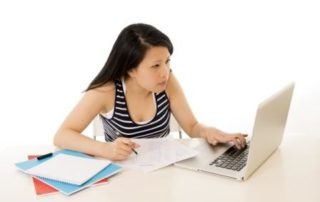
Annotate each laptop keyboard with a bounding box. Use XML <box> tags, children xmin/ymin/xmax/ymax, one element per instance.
<box><xmin>209</xmin><ymin>143</ymin><xmax>249</xmax><ymax>171</ymax></box>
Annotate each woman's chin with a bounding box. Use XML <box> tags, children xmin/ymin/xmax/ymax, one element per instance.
<box><xmin>155</xmin><ymin>87</ymin><xmax>167</xmax><ymax>93</ymax></box>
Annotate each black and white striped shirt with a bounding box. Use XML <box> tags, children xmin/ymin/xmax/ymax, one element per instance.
<box><xmin>100</xmin><ymin>79</ymin><xmax>171</xmax><ymax>142</ymax></box>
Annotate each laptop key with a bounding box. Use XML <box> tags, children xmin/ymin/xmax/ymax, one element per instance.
<box><xmin>210</xmin><ymin>144</ymin><xmax>250</xmax><ymax>171</ymax></box>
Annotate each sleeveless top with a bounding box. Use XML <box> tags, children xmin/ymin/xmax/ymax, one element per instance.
<box><xmin>100</xmin><ymin>79</ymin><xmax>171</xmax><ymax>142</ymax></box>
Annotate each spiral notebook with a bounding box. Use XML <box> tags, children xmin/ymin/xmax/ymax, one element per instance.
<box><xmin>28</xmin><ymin>155</ymin><xmax>108</xmax><ymax>195</ymax></box>
<box><xmin>16</xmin><ymin>149</ymin><xmax>122</xmax><ymax>195</ymax></box>
<box><xmin>24</xmin><ymin>153</ymin><xmax>110</xmax><ymax>185</ymax></box>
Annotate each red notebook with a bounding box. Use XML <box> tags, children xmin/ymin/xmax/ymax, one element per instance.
<box><xmin>28</xmin><ymin>155</ymin><xmax>108</xmax><ymax>196</ymax></box>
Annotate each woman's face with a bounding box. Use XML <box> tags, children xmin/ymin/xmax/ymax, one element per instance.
<box><xmin>129</xmin><ymin>46</ymin><xmax>171</xmax><ymax>93</ymax></box>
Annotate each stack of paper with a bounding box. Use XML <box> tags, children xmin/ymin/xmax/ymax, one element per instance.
<box><xmin>27</xmin><ymin>155</ymin><xmax>108</xmax><ymax>196</ymax></box>
<box><xmin>116</xmin><ymin>138</ymin><xmax>198</xmax><ymax>172</ymax></box>
<box><xmin>25</xmin><ymin>153</ymin><xmax>110</xmax><ymax>185</ymax></box>
<box><xmin>15</xmin><ymin>149</ymin><xmax>121</xmax><ymax>196</ymax></box>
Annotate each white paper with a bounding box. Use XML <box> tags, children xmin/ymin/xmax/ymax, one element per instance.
<box><xmin>25</xmin><ymin>153</ymin><xmax>111</xmax><ymax>185</ymax></box>
<box><xmin>115</xmin><ymin>138</ymin><xmax>198</xmax><ymax>172</ymax></box>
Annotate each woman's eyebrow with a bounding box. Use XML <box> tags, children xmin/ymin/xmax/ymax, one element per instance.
<box><xmin>153</xmin><ymin>56</ymin><xmax>170</xmax><ymax>63</ymax></box>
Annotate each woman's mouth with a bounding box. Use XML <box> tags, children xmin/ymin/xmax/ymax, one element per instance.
<box><xmin>158</xmin><ymin>81</ymin><xmax>167</xmax><ymax>86</ymax></box>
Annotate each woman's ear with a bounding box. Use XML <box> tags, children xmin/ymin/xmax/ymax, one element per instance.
<box><xmin>127</xmin><ymin>68</ymin><xmax>137</xmax><ymax>78</ymax></box>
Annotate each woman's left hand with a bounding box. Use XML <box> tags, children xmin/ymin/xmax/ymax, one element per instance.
<box><xmin>201</xmin><ymin>127</ymin><xmax>247</xmax><ymax>149</ymax></box>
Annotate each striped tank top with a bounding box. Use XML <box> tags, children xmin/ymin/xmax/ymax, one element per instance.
<box><xmin>100</xmin><ymin>79</ymin><xmax>171</xmax><ymax>142</ymax></box>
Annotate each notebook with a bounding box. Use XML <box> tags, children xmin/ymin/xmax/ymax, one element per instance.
<box><xmin>24</xmin><ymin>153</ymin><xmax>110</xmax><ymax>185</ymax></box>
<box><xmin>27</xmin><ymin>155</ymin><xmax>108</xmax><ymax>196</ymax></box>
<box><xmin>175</xmin><ymin>83</ymin><xmax>294</xmax><ymax>181</ymax></box>
<box><xmin>16</xmin><ymin>149</ymin><xmax>122</xmax><ymax>195</ymax></box>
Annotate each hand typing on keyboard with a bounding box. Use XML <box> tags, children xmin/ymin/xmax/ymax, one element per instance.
<box><xmin>199</xmin><ymin>126</ymin><xmax>247</xmax><ymax>150</ymax></box>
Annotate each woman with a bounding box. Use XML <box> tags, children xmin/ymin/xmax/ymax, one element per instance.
<box><xmin>53</xmin><ymin>23</ymin><xmax>246</xmax><ymax>161</ymax></box>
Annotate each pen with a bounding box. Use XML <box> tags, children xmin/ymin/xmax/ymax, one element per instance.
<box><xmin>37</xmin><ymin>152</ymin><xmax>53</xmax><ymax>160</ymax></box>
<box><xmin>132</xmin><ymin>148</ymin><xmax>138</xmax><ymax>155</ymax></box>
<box><xmin>116</xmin><ymin>131</ymin><xmax>138</xmax><ymax>155</ymax></box>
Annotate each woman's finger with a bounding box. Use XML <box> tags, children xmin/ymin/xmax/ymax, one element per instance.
<box><xmin>232</xmin><ymin>139</ymin><xmax>242</xmax><ymax>150</ymax></box>
<box><xmin>208</xmin><ymin>137</ymin><xmax>218</xmax><ymax>145</ymax></box>
<box><xmin>118</xmin><ymin>143</ymin><xmax>133</xmax><ymax>153</ymax></box>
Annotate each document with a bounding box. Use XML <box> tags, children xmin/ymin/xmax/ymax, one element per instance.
<box><xmin>116</xmin><ymin>138</ymin><xmax>198</xmax><ymax>172</ymax></box>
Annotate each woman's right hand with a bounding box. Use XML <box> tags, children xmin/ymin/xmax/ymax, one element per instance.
<box><xmin>103</xmin><ymin>137</ymin><xmax>140</xmax><ymax>161</ymax></box>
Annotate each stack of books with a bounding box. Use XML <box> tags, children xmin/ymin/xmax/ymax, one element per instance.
<box><xmin>15</xmin><ymin>149</ymin><xmax>121</xmax><ymax>196</ymax></box>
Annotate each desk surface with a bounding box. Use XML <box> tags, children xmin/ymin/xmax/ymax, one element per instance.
<box><xmin>1</xmin><ymin>134</ymin><xmax>320</xmax><ymax>202</ymax></box>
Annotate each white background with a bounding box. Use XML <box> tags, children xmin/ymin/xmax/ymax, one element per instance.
<box><xmin>0</xmin><ymin>0</ymin><xmax>319</xmax><ymax>150</ymax></box>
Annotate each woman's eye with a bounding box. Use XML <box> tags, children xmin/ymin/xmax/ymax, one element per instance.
<box><xmin>152</xmin><ymin>64</ymin><xmax>160</xmax><ymax>68</ymax></box>
<box><xmin>166</xmin><ymin>59</ymin><xmax>171</xmax><ymax>64</ymax></box>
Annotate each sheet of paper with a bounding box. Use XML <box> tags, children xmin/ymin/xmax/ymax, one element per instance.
<box><xmin>25</xmin><ymin>153</ymin><xmax>111</xmax><ymax>185</ymax></box>
<box><xmin>115</xmin><ymin>138</ymin><xmax>198</xmax><ymax>172</ymax></box>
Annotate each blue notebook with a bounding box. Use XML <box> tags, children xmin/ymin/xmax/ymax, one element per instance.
<box><xmin>15</xmin><ymin>149</ymin><xmax>121</xmax><ymax>196</ymax></box>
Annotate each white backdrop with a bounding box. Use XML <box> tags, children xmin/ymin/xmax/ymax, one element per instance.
<box><xmin>1</xmin><ymin>0</ymin><xmax>319</xmax><ymax>150</ymax></box>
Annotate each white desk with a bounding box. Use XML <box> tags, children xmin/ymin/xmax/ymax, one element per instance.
<box><xmin>1</xmin><ymin>134</ymin><xmax>320</xmax><ymax>202</ymax></box>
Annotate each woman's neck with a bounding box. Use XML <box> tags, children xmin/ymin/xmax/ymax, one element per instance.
<box><xmin>124</xmin><ymin>77</ymin><xmax>152</xmax><ymax>98</ymax></box>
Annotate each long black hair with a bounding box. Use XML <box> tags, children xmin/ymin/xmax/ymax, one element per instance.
<box><xmin>86</xmin><ymin>23</ymin><xmax>173</xmax><ymax>91</ymax></box>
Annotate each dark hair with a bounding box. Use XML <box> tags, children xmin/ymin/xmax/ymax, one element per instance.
<box><xmin>85</xmin><ymin>23</ymin><xmax>173</xmax><ymax>91</ymax></box>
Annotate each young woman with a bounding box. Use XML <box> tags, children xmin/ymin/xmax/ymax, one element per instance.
<box><xmin>53</xmin><ymin>23</ymin><xmax>246</xmax><ymax>161</ymax></box>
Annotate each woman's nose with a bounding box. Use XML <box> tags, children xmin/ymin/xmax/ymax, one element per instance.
<box><xmin>160</xmin><ymin>64</ymin><xmax>169</xmax><ymax>78</ymax></box>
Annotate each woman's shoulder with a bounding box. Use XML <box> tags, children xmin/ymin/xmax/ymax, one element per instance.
<box><xmin>84</xmin><ymin>81</ymin><xmax>116</xmax><ymax>106</ymax></box>
<box><xmin>82</xmin><ymin>81</ymin><xmax>117</xmax><ymax>114</ymax></box>
<box><xmin>89</xmin><ymin>81</ymin><xmax>116</xmax><ymax>94</ymax></box>
<box><xmin>93</xmin><ymin>81</ymin><xmax>115</xmax><ymax>93</ymax></box>
<box><xmin>165</xmin><ymin>72</ymin><xmax>180</xmax><ymax>99</ymax></box>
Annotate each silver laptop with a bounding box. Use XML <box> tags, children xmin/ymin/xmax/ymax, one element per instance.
<box><xmin>175</xmin><ymin>83</ymin><xmax>295</xmax><ymax>181</ymax></box>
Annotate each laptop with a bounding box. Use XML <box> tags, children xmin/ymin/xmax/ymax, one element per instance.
<box><xmin>175</xmin><ymin>83</ymin><xmax>295</xmax><ymax>181</ymax></box>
